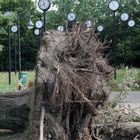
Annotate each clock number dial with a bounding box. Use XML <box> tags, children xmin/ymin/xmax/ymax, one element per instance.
<box><xmin>11</xmin><ymin>25</ymin><xmax>18</xmax><ymax>33</ymax></box>
<box><xmin>109</xmin><ymin>0</ymin><xmax>120</xmax><ymax>11</ymax></box>
<box><xmin>35</xmin><ymin>20</ymin><xmax>43</xmax><ymax>29</ymax></box>
<box><xmin>57</xmin><ymin>26</ymin><xmax>64</xmax><ymax>32</ymax></box>
<box><xmin>121</xmin><ymin>13</ymin><xmax>129</xmax><ymax>21</ymax></box>
<box><xmin>97</xmin><ymin>25</ymin><xmax>104</xmax><ymax>32</ymax></box>
<box><xmin>34</xmin><ymin>29</ymin><xmax>40</xmax><ymax>36</ymax></box>
<box><xmin>128</xmin><ymin>20</ymin><xmax>135</xmax><ymax>27</ymax></box>
<box><xmin>38</xmin><ymin>0</ymin><xmax>51</xmax><ymax>11</ymax></box>
<box><xmin>85</xmin><ymin>20</ymin><xmax>92</xmax><ymax>28</ymax></box>
<box><xmin>67</xmin><ymin>12</ymin><xmax>76</xmax><ymax>22</ymax></box>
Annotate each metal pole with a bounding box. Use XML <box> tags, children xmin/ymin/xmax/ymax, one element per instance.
<box><xmin>43</xmin><ymin>11</ymin><xmax>46</xmax><ymax>32</ymax></box>
<box><xmin>124</xmin><ymin>24</ymin><xmax>127</xmax><ymax>66</ymax></box>
<box><xmin>39</xmin><ymin>29</ymin><xmax>41</xmax><ymax>48</ymax></box>
<box><xmin>36</xmin><ymin>35</ymin><xmax>40</xmax><ymax>50</ymax></box>
<box><xmin>130</xmin><ymin>28</ymin><xmax>133</xmax><ymax>66</ymax></box>
<box><xmin>17</xmin><ymin>16</ymin><xmax>21</xmax><ymax>79</ymax></box>
<box><xmin>113</xmin><ymin>12</ymin><xmax>117</xmax><ymax>79</ymax></box>
<box><xmin>14</xmin><ymin>32</ymin><xmax>17</xmax><ymax>75</ymax></box>
<box><xmin>8</xmin><ymin>25</ymin><xmax>11</xmax><ymax>85</ymax></box>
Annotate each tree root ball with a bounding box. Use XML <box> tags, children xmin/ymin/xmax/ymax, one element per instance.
<box><xmin>33</xmin><ymin>28</ymin><xmax>113</xmax><ymax>140</ymax></box>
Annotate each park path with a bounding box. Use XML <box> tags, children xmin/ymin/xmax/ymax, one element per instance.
<box><xmin>111</xmin><ymin>91</ymin><xmax>140</xmax><ymax>103</ymax></box>
<box><xmin>111</xmin><ymin>91</ymin><xmax>140</xmax><ymax>115</ymax></box>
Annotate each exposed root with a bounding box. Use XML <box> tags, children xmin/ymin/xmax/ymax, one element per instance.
<box><xmin>39</xmin><ymin>106</ymin><xmax>45</xmax><ymax>140</ymax></box>
<box><xmin>33</xmin><ymin>27</ymin><xmax>113</xmax><ymax>139</ymax></box>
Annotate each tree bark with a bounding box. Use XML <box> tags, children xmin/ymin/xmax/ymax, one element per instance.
<box><xmin>0</xmin><ymin>89</ymin><xmax>32</xmax><ymax>132</ymax></box>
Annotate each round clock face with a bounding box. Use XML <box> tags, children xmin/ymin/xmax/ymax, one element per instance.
<box><xmin>11</xmin><ymin>25</ymin><xmax>18</xmax><ymax>33</ymax></box>
<box><xmin>35</xmin><ymin>20</ymin><xmax>43</xmax><ymax>29</ymax></box>
<box><xmin>38</xmin><ymin>0</ymin><xmax>51</xmax><ymax>11</ymax></box>
<box><xmin>67</xmin><ymin>12</ymin><xmax>76</xmax><ymax>22</ymax></box>
<box><xmin>109</xmin><ymin>0</ymin><xmax>120</xmax><ymax>11</ymax></box>
<box><xmin>85</xmin><ymin>20</ymin><xmax>92</xmax><ymax>28</ymax></box>
<box><xmin>128</xmin><ymin>20</ymin><xmax>135</xmax><ymax>27</ymax></box>
<box><xmin>34</xmin><ymin>29</ymin><xmax>40</xmax><ymax>36</ymax></box>
<box><xmin>97</xmin><ymin>25</ymin><xmax>104</xmax><ymax>32</ymax></box>
<box><xmin>57</xmin><ymin>26</ymin><xmax>64</xmax><ymax>32</ymax></box>
<box><xmin>121</xmin><ymin>13</ymin><xmax>129</xmax><ymax>21</ymax></box>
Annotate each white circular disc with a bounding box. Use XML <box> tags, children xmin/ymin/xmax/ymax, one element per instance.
<box><xmin>11</xmin><ymin>25</ymin><xmax>18</xmax><ymax>33</ymax></box>
<box><xmin>85</xmin><ymin>20</ymin><xmax>92</xmax><ymax>28</ymax></box>
<box><xmin>121</xmin><ymin>13</ymin><xmax>129</xmax><ymax>21</ymax></box>
<box><xmin>34</xmin><ymin>29</ymin><xmax>40</xmax><ymax>35</ymax></box>
<box><xmin>35</xmin><ymin>20</ymin><xmax>43</xmax><ymax>29</ymax></box>
<box><xmin>67</xmin><ymin>12</ymin><xmax>76</xmax><ymax>21</ymax></box>
<box><xmin>57</xmin><ymin>26</ymin><xmax>64</xmax><ymax>32</ymax></box>
<box><xmin>109</xmin><ymin>0</ymin><xmax>120</xmax><ymax>11</ymax></box>
<box><xmin>97</xmin><ymin>25</ymin><xmax>104</xmax><ymax>32</ymax></box>
<box><xmin>38</xmin><ymin>0</ymin><xmax>51</xmax><ymax>11</ymax></box>
<box><xmin>128</xmin><ymin>20</ymin><xmax>135</xmax><ymax>27</ymax></box>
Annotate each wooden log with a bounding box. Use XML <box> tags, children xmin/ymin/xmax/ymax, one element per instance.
<box><xmin>0</xmin><ymin>89</ymin><xmax>32</xmax><ymax>132</ymax></box>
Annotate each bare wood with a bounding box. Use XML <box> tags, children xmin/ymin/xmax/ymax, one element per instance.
<box><xmin>39</xmin><ymin>106</ymin><xmax>45</xmax><ymax>140</ymax></box>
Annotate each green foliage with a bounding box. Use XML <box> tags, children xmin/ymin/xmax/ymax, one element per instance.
<box><xmin>0</xmin><ymin>0</ymin><xmax>140</xmax><ymax>71</ymax></box>
<box><xmin>47</xmin><ymin>0</ymin><xmax>140</xmax><ymax>67</ymax></box>
<box><xmin>0</xmin><ymin>0</ymin><xmax>40</xmax><ymax>71</ymax></box>
<box><xmin>109</xmin><ymin>68</ymin><xmax>140</xmax><ymax>91</ymax></box>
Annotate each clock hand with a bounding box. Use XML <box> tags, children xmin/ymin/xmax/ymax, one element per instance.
<box><xmin>70</xmin><ymin>15</ymin><xmax>73</xmax><ymax>19</ymax></box>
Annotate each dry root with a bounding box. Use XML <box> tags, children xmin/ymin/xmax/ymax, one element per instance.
<box><xmin>33</xmin><ymin>27</ymin><xmax>113</xmax><ymax>140</ymax></box>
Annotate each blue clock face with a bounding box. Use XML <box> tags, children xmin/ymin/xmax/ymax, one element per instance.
<box><xmin>67</xmin><ymin>12</ymin><xmax>76</xmax><ymax>21</ymax></box>
<box><xmin>38</xmin><ymin>0</ymin><xmax>51</xmax><ymax>11</ymax></box>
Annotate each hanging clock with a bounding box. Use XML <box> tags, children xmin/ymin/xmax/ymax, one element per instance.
<box><xmin>121</xmin><ymin>13</ymin><xmax>129</xmax><ymax>22</ymax></box>
<box><xmin>57</xmin><ymin>26</ymin><xmax>64</xmax><ymax>32</ymax></box>
<box><xmin>67</xmin><ymin>12</ymin><xmax>76</xmax><ymax>22</ymax></box>
<box><xmin>128</xmin><ymin>20</ymin><xmax>135</xmax><ymax>27</ymax></box>
<box><xmin>108</xmin><ymin>0</ymin><xmax>120</xmax><ymax>11</ymax></box>
<box><xmin>34</xmin><ymin>29</ymin><xmax>40</xmax><ymax>36</ymax></box>
<box><xmin>35</xmin><ymin>20</ymin><xmax>43</xmax><ymax>29</ymax></box>
<box><xmin>11</xmin><ymin>25</ymin><xmax>18</xmax><ymax>33</ymax></box>
<box><xmin>85</xmin><ymin>20</ymin><xmax>92</xmax><ymax>28</ymax></box>
<box><xmin>97</xmin><ymin>25</ymin><xmax>104</xmax><ymax>32</ymax></box>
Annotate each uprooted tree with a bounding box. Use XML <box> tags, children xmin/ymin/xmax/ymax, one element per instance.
<box><xmin>1</xmin><ymin>25</ymin><xmax>140</xmax><ymax>140</ymax></box>
<box><xmin>33</xmin><ymin>27</ymin><xmax>113</xmax><ymax>140</ymax></box>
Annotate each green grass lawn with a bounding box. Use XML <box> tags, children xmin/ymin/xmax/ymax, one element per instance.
<box><xmin>110</xmin><ymin>68</ymin><xmax>140</xmax><ymax>91</ymax></box>
<box><xmin>0</xmin><ymin>68</ymin><xmax>140</xmax><ymax>92</ymax></box>
<box><xmin>0</xmin><ymin>71</ymin><xmax>35</xmax><ymax>92</ymax></box>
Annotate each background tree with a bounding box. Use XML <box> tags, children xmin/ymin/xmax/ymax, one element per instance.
<box><xmin>0</xmin><ymin>0</ymin><xmax>139</xmax><ymax>71</ymax></box>
<box><xmin>0</xmin><ymin>0</ymin><xmax>41</xmax><ymax>71</ymax></box>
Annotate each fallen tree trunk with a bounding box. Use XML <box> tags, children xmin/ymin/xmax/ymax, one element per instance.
<box><xmin>0</xmin><ymin>89</ymin><xmax>32</xmax><ymax>132</ymax></box>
